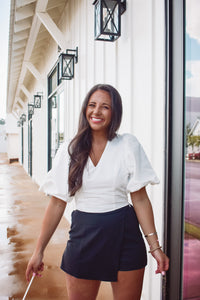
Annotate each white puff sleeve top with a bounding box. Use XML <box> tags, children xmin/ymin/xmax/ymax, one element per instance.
<box><xmin>40</xmin><ymin>134</ymin><xmax>159</xmax><ymax>212</ymax></box>
<box><xmin>39</xmin><ymin>141</ymin><xmax>73</xmax><ymax>203</ymax></box>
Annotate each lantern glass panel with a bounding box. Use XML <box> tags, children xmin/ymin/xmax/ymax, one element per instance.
<box><xmin>34</xmin><ymin>95</ymin><xmax>41</xmax><ymax>108</ymax></box>
<box><xmin>94</xmin><ymin>1</ymin><xmax>101</xmax><ymax>38</ymax></box>
<box><xmin>28</xmin><ymin>105</ymin><xmax>34</xmax><ymax>115</ymax></box>
<box><xmin>102</xmin><ymin>0</ymin><xmax>119</xmax><ymax>35</ymax></box>
<box><xmin>59</xmin><ymin>55</ymin><xmax>62</xmax><ymax>79</ymax></box>
<box><xmin>59</xmin><ymin>54</ymin><xmax>74</xmax><ymax>80</ymax></box>
<box><xmin>28</xmin><ymin>104</ymin><xmax>34</xmax><ymax>120</ymax></box>
<box><xmin>94</xmin><ymin>0</ymin><xmax>121</xmax><ymax>41</ymax></box>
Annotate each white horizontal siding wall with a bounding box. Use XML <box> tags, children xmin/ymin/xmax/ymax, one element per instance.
<box><xmin>22</xmin><ymin>0</ymin><xmax>165</xmax><ymax>299</ymax></box>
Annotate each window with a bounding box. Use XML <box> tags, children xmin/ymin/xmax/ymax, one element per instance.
<box><xmin>183</xmin><ymin>0</ymin><xmax>200</xmax><ymax>298</ymax></box>
<box><xmin>47</xmin><ymin>65</ymin><xmax>64</xmax><ymax>170</ymax></box>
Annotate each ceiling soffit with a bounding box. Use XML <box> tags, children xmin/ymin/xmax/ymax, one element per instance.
<box><xmin>7</xmin><ymin>0</ymin><xmax>68</xmax><ymax>115</ymax></box>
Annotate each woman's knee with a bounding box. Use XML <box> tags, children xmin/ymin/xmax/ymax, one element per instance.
<box><xmin>111</xmin><ymin>269</ymin><xmax>145</xmax><ymax>300</ymax></box>
<box><xmin>65</xmin><ymin>273</ymin><xmax>101</xmax><ymax>300</ymax></box>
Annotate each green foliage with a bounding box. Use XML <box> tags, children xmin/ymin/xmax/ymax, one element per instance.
<box><xmin>186</xmin><ymin>123</ymin><xmax>200</xmax><ymax>150</ymax></box>
<box><xmin>187</xmin><ymin>134</ymin><xmax>200</xmax><ymax>151</ymax></box>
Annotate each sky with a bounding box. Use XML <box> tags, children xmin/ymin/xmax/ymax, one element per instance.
<box><xmin>186</xmin><ymin>0</ymin><xmax>200</xmax><ymax>98</ymax></box>
<box><xmin>0</xmin><ymin>1</ymin><xmax>10</xmax><ymax>119</ymax></box>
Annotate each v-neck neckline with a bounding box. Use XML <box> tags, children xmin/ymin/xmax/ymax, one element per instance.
<box><xmin>89</xmin><ymin>140</ymin><xmax>109</xmax><ymax>168</ymax></box>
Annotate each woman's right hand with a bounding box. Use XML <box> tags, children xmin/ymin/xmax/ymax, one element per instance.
<box><xmin>25</xmin><ymin>197</ymin><xmax>66</xmax><ymax>282</ymax></box>
<box><xmin>26</xmin><ymin>252</ymin><xmax>44</xmax><ymax>282</ymax></box>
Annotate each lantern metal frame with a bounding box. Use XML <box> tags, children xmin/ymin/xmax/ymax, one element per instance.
<box><xmin>34</xmin><ymin>92</ymin><xmax>43</xmax><ymax>108</ymax></box>
<box><xmin>20</xmin><ymin>114</ymin><xmax>26</xmax><ymax>122</ymax></box>
<box><xmin>28</xmin><ymin>103</ymin><xmax>34</xmax><ymax>120</ymax></box>
<box><xmin>18</xmin><ymin>114</ymin><xmax>26</xmax><ymax>127</ymax></box>
<box><xmin>58</xmin><ymin>47</ymin><xmax>78</xmax><ymax>80</ymax></box>
<box><xmin>20</xmin><ymin>114</ymin><xmax>26</xmax><ymax>125</ymax></box>
<box><xmin>93</xmin><ymin>0</ymin><xmax>126</xmax><ymax>42</ymax></box>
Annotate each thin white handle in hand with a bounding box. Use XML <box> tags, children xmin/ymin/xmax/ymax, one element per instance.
<box><xmin>22</xmin><ymin>273</ymin><xmax>36</xmax><ymax>300</ymax></box>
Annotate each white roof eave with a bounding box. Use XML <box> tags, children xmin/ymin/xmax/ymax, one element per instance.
<box><xmin>6</xmin><ymin>0</ymin><xmax>68</xmax><ymax>115</ymax></box>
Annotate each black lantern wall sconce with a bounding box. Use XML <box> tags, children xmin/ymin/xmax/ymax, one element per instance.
<box><xmin>17</xmin><ymin>114</ymin><xmax>26</xmax><ymax>127</ymax></box>
<box><xmin>21</xmin><ymin>114</ymin><xmax>26</xmax><ymax>122</ymax></box>
<box><xmin>58</xmin><ymin>47</ymin><xmax>78</xmax><ymax>80</ymax></box>
<box><xmin>34</xmin><ymin>92</ymin><xmax>43</xmax><ymax>108</ymax></box>
<box><xmin>28</xmin><ymin>103</ymin><xmax>34</xmax><ymax>120</ymax></box>
<box><xmin>93</xmin><ymin>0</ymin><xmax>126</xmax><ymax>42</ymax></box>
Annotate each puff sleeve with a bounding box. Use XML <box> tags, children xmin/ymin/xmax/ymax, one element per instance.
<box><xmin>39</xmin><ymin>141</ymin><xmax>73</xmax><ymax>202</ymax></box>
<box><xmin>124</xmin><ymin>134</ymin><xmax>160</xmax><ymax>193</ymax></box>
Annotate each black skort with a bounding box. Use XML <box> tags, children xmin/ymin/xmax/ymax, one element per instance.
<box><xmin>60</xmin><ymin>204</ymin><xmax>147</xmax><ymax>282</ymax></box>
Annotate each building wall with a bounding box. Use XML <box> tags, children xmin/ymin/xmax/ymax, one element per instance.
<box><xmin>0</xmin><ymin>124</ymin><xmax>7</xmax><ymax>153</ymax></box>
<box><xmin>6</xmin><ymin>114</ymin><xmax>20</xmax><ymax>160</ymax></box>
<box><xmin>6</xmin><ymin>133</ymin><xmax>20</xmax><ymax>161</ymax></box>
<box><xmin>20</xmin><ymin>1</ymin><xmax>165</xmax><ymax>299</ymax></box>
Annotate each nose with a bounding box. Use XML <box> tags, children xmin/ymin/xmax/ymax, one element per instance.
<box><xmin>93</xmin><ymin>105</ymin><xmax>101</xmax><ymax>115</ymax></box>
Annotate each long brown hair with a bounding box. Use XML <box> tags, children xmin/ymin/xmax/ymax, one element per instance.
<box><xmin>68</xmin><ymin>84</ymin><xmax>122</xmax><ymax>196</ymax></box>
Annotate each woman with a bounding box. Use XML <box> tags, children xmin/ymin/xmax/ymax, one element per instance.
<box><xmin>26</xmin><ymin>84</ymin><xmax>169</xmax><ymax>300</ymax></box>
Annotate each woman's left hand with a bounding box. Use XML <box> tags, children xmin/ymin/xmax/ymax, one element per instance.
<box><xmin>151</xmin><ymin>249</ymin><xmax>169</xmax><ymax>275</ymax></box>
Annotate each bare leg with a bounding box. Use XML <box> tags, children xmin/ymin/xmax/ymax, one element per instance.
<box><xmin>66</xmin><ymin>273</ymin><xmax>101</xmax><ymax>300</ymax></box>
<box><xmin>111</xmin><ymin>268</ymin><xmax>145</xmax><ymax>300</ymax></box>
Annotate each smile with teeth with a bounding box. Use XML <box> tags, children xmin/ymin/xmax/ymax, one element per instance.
<box><xmin>91</xmin><ymin>117</ymin><xmax>103</xmax><ymax>123</ymax></box>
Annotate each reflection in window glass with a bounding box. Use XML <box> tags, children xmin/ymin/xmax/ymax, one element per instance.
<box><xmin>49</xmin><ymin>90</ymin><xmax>64</xmax><ymax>166</ymax></box>
<box><xmin>58</xmin><ymin>91</ymin><xmax>64</xmax><ymax>146</ymax></box>
<box><xmin>184</xmin><ymin>0</ymin><xmax>200</xmax><ymax>299</ymax></box>
<box><xmin>51</xmin><ymin>94</ymin><xmax>58</xmax><ymax>158</ymax></box>
<box><xmin>48</xmin><ymin>68</ymin><xmax>58</xmax><ymax>96</ymax></box>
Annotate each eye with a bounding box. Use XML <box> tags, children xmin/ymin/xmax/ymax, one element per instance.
<box><xmin>103</xmin><ymin>106</ymin><xmax>109</xmax><ymax>110</ymax></box>
<box><xmin>88</xmin><ymin>103</ymin><xmax>95</xmax><ymax>107</ymax></box>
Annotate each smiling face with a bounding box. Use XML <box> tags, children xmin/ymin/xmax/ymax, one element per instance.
<box><xmin>86</xmin><ymin>89</ymin><xmax>112</xmax><ymax>135</ymax></box>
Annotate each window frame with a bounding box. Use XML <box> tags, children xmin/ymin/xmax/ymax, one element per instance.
<box><xmin>47</xmin><ymin>63</ymin><xmax>64</xmax><ymax>171</ymax></box>
<box><xmin>164</xmin><ymin>0</ymin><xmax>185</xmax><ymax>299</ymax></box>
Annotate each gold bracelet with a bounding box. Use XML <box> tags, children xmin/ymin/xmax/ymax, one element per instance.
<box><xmin>148</xmin><ymin>246</ymin><xmax>162</xmax><ymax>253</ymax></box>
<box><xmin>144</xmin><ymin>231</ymin><xmax>157</xmax><ymax>238</ymax></box>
